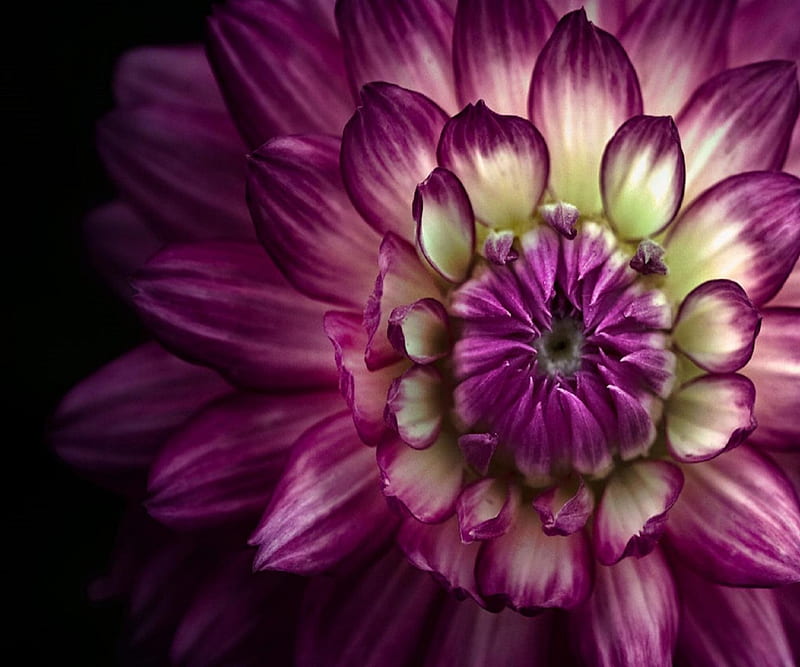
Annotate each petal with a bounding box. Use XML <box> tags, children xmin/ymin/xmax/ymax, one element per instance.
<box><xmin>452</xmin><ymin>0</ymin><xmax>555</xmax><ymax>116</ymax></box>
<box><xmin>324</xmin><ymin>310</ymin><xmax>407</xmax><ymax>446</ymax></box>
<box><xmin>341</xmin><ymin>83</ymin><xmax>448</xmax><ymax>240</ymax></box>
<box><xmin>132</xmin><ymin>242</ymin><xmax>338</xmax><ymax>391</ymax></box>
<box><xmin>619</xmin><ymin>0</ymin><xmax>735</xmax><ymax>115</ymax></box>
<box><xmin>457</xmin><ymin>433</ymin><xmax>499</xmax><ymax>475</ymax></box>
<box><xmin>532</xmin><ymin>477</ymin><xmax>594</xmax><ymax>537</ymax></box>
<box><xmin>146</xmin><ymin>391</ymin><xmax>343</xmax><ymax>530</ymax></box>
<box><xmin>744</xmin><ymin>308</ymin><xmax>800</xmax><ymax>450</ymax></box>
<box><xmin>247</xmin><ymin>134</ymin><xmax>379</xmax><ymax>308</ymax></box>
<box><xmin>377</xmin><ymin>431</ymin><xmax>464</xmax><ymax>523</ymax></box>
<box><xmin>413</xmin><ymin>167</ymin><xmax>475</xmax><ymax>283</ymax></box>
<box><xmin>476</xmin><ymin>504</ymin><xmax>593</xmax><ymax>613</ymax></box>
<box><xmin>50</xmin><ymin>343</ymin><xmax>231</xmax><ymax>493</ymax></box>
<box><xmin>666</xmin><ymin>444</ymin><xmax>800</xmax><ymax>586</ymax></box>
<box><xmin>672</xmin><ymin>279</ymin><xmax>761</xmax><ymax>373</ymax></box>
<box><xmin>663</xmin><ymin>171</ymin><xmax>800</xmax><ymax>307</ymax></box>
<box><xmin>437</xmin><ymin>101</ymin><xmax>549</xmax><ymax>229</ymax></box>
<box><xmin>207</xmin><ymin>0</ymin><xmax>352</xmax><ymax>146</ymax></box>
<box><xmin>250</xmin><ymin>411</ymin><xmax>397</xmax><ymax>575</ymax></box>
<box><xmin>457</xmin><ymin>478</ymin><xmax>519</xmax><ymax>543</ymax></box>
<box><xmin>385</xmin><ymin>365</ymin><xmax>445</xmax><ymax>449</ymax></box>
<box><xmin>335</xmin><ymin>0</ymin><xmax>457</xmax><ymax>113</ymax></box>
<box><xmin>547</xmin><ymin>0</ymin><xmax>629</xmax><ymax>33</ymax></box>
<box><xmin>572</xmin><ymin>549</ymin><xmax>679</xmax><ymax>667</ymax></box>
<box><xmin>594</xmin><ymin>460</ymin><xmax>684</xmax><ymax>565</ymax></box>
<box><xmin>728</xmin><ymin>0</ymin><xmax>800</xmax><ymax>68</ymax></box>
<box><xmin>529</xmin><ymin>9</ymin><xmax>642</xmax><ymax>214</ymax></box>
<box><xmin>665</xmin><ymin>374</ymin><xmax>756</xmax><ymax>463</ymax></box>
<box><xmin>387</xmin><ymin>298</ymin><xmax>451</xmax><ymax>364</ymax></box>
<box><xmin>677</xmin><ymin>61</ymin><xmax>800</xmax><ymax>205</ymax></box>
<box><xmin>600</xmin><ymin>115</ymin><xmax>685</xmax><ymax>240</ymax></box>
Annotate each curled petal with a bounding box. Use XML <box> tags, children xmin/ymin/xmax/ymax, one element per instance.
<box><xmin>387</xmin><ymin>298</ymin><xmax>451</xmax><ymax>364</ymax></box>
<box><xmin>532</xmin><ymin>477</ymin><xmax>594</xmax><ymax>536</ymax></box>
<box><xmin>457</xmin><ymin>478</ymin><xmax>518</xmax><ymax>543</ymax></box>
<box><xmin>385</xmin><ymin>365</ymin><xmax>445</xmax><ymax>449</ymax></box>
<box><xmin>457</xmin><ymin>433</ymin><xmax>499</xmax><ymax>475</ymax></box>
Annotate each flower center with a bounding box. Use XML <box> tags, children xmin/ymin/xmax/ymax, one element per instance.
<box><xmin>532</xmin><ymin>316</ymin><xmax>583</xmax><ymax>377</ymax></box>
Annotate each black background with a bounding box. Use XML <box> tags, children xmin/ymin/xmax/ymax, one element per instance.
<box><xmin>10</xmin><ymin>1</ymin><xmax>213</xmax><ymax>662</ymax></box>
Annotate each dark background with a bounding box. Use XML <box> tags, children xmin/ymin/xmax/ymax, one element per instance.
<box><xmin>10</xmin><ymin>1</ymin><xmax>212</xmax><ymax>662</ymax></box>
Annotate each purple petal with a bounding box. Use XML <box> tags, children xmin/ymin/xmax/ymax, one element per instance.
<box><xmin>457</xmin><ymin>478</ymin><xmax>519</xmax><ymax>543</ymax></box>
<box><xmin>457</xmin><ymin>433</ymin><xmax>499</xmax><ymax>475</ymax></box>
<box><xmin>594</xmin><ymin>460</ymin><xmax>684</xmax><ymax>565</ymax></box>
<box><xmin>630</xmin><ymin>239</ymin><xmax>668</xmax><ymax>276</ymax></box>
<box><xmin>673</xmin><ymin>279</ymin><xmax>761</xmax><ymax>373</ymax></box>
<box><xmin>666</xmin><ymin>374</ymin><xmax>756</xmax><ymax>463</ymax></box>
<box><xmin>476</xmin><ymin>504</ymin><xmax>593</xmax><ymax>613</ymax></box>
<box><xmin>744</xmin><ymin>308</ymin><xmax>800</xmax><ymax>450</ymax></box>
<box><xmin>323</xmin><ymin>310</ymin><xmax>407</xmax><ymax>446</ymax></box>
<box><xmin>250</xmin><ymin>411</ymin><xmax>397</xmax><ymax>575</ymax></box>
<box><xmin>619</xmin><ymin>0</ymin><xmax>735</xmax><ymax>115</ymax></box>
<box><xmin>539</xmin><ymin>201</ymin><xmax>579</xmax><ymax>239</ymax></box>
<box><xmin>677</xmin><ymin>61</ymin><xmax>800</xmax><ymax>205</ymax></box>
<box><xmin>207</xmin><ymin>0</ymin><xmax>352</xmax><ymax>146</ymax></box>
<box><xmin>663</xmin><ymin>171</ymin><xmax>800</xmax><ymax>306</ymax></box>
<box><xmin>132</xmin><ymin>242</ymin><xmax>338</xmax><ymax>391</ymax></box>
<box><xmin>247</xmin><ymin>134</ymin><xmax>379</xmax><ymax>308</ymax></box>
<box><xmin>437</xmin><ymin>101</ymin><xmax>549</xmax><ymax>229</ymax></box>
<box><xmin>530</xmin><ymin>9</ymin><xmax>642</xmax><ymax>214</ymax></box>
<box><xmin>385</xmin><ymin>365</ymin><xmax>445</xmax><ymax>449</ymax></box>
<box><xmin>547</xmin><ymin>0</ymin><xmax>629</xmax><ymax>33</ymax></box>
<box><xmin>50</xmin><ymin>343</ymin><xmax>230</xmax><ymax>494</ymax></box>
<box><xmin>666</xmin><ymin>444</ymin><xmax>800</xmax><ymax>586</ymax></box>
<box><xmin>387</xmin><ymin>298</ymin><xmax>451</xmax><ymax>364</ymax></box>
<box><xmin>600</xmin><ymin>115</ymin><xmax>685</xmax><ymax>239</ymax></box>
<box><xmin>728</xmin><ymin>0</ymin><xmax>800</xmax><ymax>68</ymax></box>
<box><xmin>341</xmin><ymin>83</ymin><xmax>448</xmax><ymax>240</ymax></box>
<box><xmin>377</xmin><ymin>432</ymin><xmax>464</xmax><ymax>523</ymax></box>
<box><xmin>571</xmin><ymin>549</ymin><xmax>679</xmax><ymax>667</ymax></box>
<box><xmin>483</xmin><ymin>230</ymin><xmax>518</xmax><ymax>264</ymax></box>
<box><xmin>453</xmin><ymin>0</ymin><xmax>555</xmax><ymax>116</ymax></box>
<box><xmin>532</xmin><ymin>477</ymin><xmax>594</xmax><ymax>537</ymax></box>
<box><xmin>335</xmin><ymin>0</ymin><xmax>457</xmax><ymax>113</ymax></box>
<box><xmin>413</xmin><ymin>167</ymin><xmax>475</xmax><ymax>283</ymax></box>
<box><xmin>147</xmin><ymin>391</ymin><xmax>343</xmax><ymax>530</ymax></box>
<box><xmin>771</xmin><ymin>263</ymin><xmax>800</xmax><ymax>306</ymax></box>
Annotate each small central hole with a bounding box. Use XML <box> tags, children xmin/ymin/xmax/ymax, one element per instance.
<box><xmin>533</xmin><ymin>317</ymin><xmax>583</xmax><ymax>376</ymax></box>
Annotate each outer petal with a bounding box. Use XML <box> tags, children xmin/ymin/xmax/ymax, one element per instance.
<box><xmin>547</xmin><ymin>0</ymin><xmax>630</xmax><ymax>33</ymax></box>
<box><xmin>594</xmin><ymin>461</ymin><xmax>683</xmax><ymax>565</ymax></box>
<box><xmin>147</xmin><ymin>391</ymin><xmax>343</xmax><ymax>530</ymax></box>
<box><xmin>341</xmin><ymin>83</ymin><xmax>448</xmax><ymax>240</ymax></box>
<box><xmin>666</xmin><ymin>445</ymin><xmax>800</xmax><ymax>586</ymax></box>
<box><xmin>247</xmin><ymin>134</ymin><xmax>379</xmax><ymax>308</ymax></box>
<box><xmin>250</xmin><ymin>412</ymin><xmax>397</xmax><ymax>575</ymax></box>
<box><xmin>476</xmin><ymin>504</ymin><xmax>592</xmax><ymax>613</ymax></box>
<box><xmin>663</xmin><ymin>171</ymin><xmax>800</xmax><ymax>306</ymax></box>
<box><xmin>50</xmin><ymin>343</ymin><xmax>231</xmax><ymax>493</ymax></box>
<box><xmin>744</xmin><ymin>308</ymin><xmax>800</xmax><ymax>450</ymax></box>
<box><xmin>452</xmin><ymin>0</ymin><xmax>555</xmax><ymax>116</ymax></box>
<box><xmin>619</xmin><ymin>0</ymin><xmax>734</xmax><ymax>115</ymax></box>
<box><xmin>677</xmin><ymin>61</ymin><xmax>800</xmax><ymax>205</ymax></box>
<box><xmin>600</xmin><ymin>115</ymin><xmax>685</xmax><ymax>240</ymax></box>
<box><xmin>529</xmin><ymin>9</ymin><xmax>642</xmax><ymax>214</ymax></box>
<box><xmin>457</xmin><ymin>478</ymin><xmax>518</xmax><ymax>543</ymax></box>
<box><xmin>728</xmin><ymin>0</ymin><xmax>800</xmax><ymax>68</ymax></box>
<box><xmin>335</xmin><ymin>0</ymin><xmax>457</xmax><ymax>113</ymax></box>
<box><xmin>132</xmin><ymin>242</ymin><xmax>337</xmax><ymax>391</ymax></box>
<box><xmin>207</xmin><ymin>0</ymin><xmax>352</xmax><ymax>146</ymax></box>
<box><xmin>571</xmin><ymin>549</ymin><xmax>679</xmax><ymax>667</ymax></box>
<box><xmin>437</xmin><ymin>101</ymin><xmax>549</xmax><ymax>229</ymax></box>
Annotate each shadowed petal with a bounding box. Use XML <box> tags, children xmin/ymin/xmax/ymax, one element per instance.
<box><xmin>533</xmin><ymin>477</ymin><xmax>594</xmax><ymax>537</ymax></box>
<box><xmin>457</xmin><ymin>478</ymin><xmax>519</xmax><ymax>543</ymax></box>
<box><xmin>388</xmin><ymin>298</ymin><xmax>451</xmax><ymax>364</ymax></box>
<box><xmin>547</xmin><ymin>0</ymin><xmax>630</xmax><ymax>33</ymax></box>
<box><xmin>729</xmin><ymin>0</ymin><xmax>800</xmax><ymax>67</ymax></box>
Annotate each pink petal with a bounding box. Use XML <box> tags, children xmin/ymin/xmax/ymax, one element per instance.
<box><xmin>547</xmin><ymin>0</ymin><xmax>630</xmax><ymax>33</ymax></box>
<box><xmin>728</xmin><ymin>0</ymin><xmax>800</xmax><ymax>68</ymax></box>
<box><xmin>532</xmin><ymin>477</ymin><xmax>594</xmax><ymax>537</ymax></box>
<box><xmin>457</xmin><ymin>478</ymin><xmax>519</xmax><ymax>543</ymax></box>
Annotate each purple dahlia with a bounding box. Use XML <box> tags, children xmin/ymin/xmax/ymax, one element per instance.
<box><xmin>52</xmin><ymin>0</ymin><xmax>800</xmax><ymax>664</ymax></box>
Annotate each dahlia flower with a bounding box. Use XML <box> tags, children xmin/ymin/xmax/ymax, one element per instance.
<box><xmin>53</xmin><ymin>0</ymin><xmax>800</xmax><ymax>664</ymax></box>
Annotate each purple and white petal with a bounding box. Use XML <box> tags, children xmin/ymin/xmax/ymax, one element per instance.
<box><xmin>324</xmin><ymin>310</ymin><xmax>407</xmax><ymax>446</ymax></box>
<box><xmin>630</xmin><ymin>239</ymin><xmax>668</xmax><ymax>276</ymax></box>
<box><xmin>672</xmin><ymin>279</ymin><xmax>761</xmax><ymax>373</ymax></box>
<box><xmin>457</xmin><ymin>433</ymin><xmax>499</xmax><ymax>475</ymax></box>
<box><xmin>341</xmin><ymin>83</ymin><xmax>448</xmax><ymax>240</ymax></box>
<box><xmin>530</xmin><ymin>9</ymin><xmax>642</xmax><ymax>214</ymax></box>
<box><xmin>250</xmin><ymin>412</ymin><xmax>397</xmax><ymax>575</ymax></box>
<box><xmin>539</xmin><ymin>202</ymin><xmax>579</xmax><ymax>239</ymax></box>
<box><xmin>663</xmin><ymin>171</ymin><xmax>800</xmax><ymax>306</ymax></box>
<box><xmin>572</xmin><ymin>549</ymin><xmax>679</xmax><ymax>667</ymax></box>
<box><xmin>476</xmin><ymin>504</ymin><xmax>593</xmax><ymax>613</ymax></box>
<box><xmin>600</xmin><ymin>115</ymin><xmax>685</xmax><ymax>240</ymax></box>
<box><xmin>438</xmin><ymin>102</ymin><xmax>549</xmax><ymax>229</ymax></box>
<box><xmin>247</xmin><ymin>135</ymin><xmax>379</xmax><ymax>308</ymax></box>
<box><xmin>483</xmin><ymin>230</ymin><xmax>518</xmax><ymax>264</ymax></box>
<box><xmin>665</xmin><ymin>374</ymin><xmax>756</xmax><ymax>463</ymax></box>
<box><xmin>677</xmin><ymin>61</ymin><xmax>800</xmax><ymax>205</ymax></box>
<box><xmin>388</xmin><ymin>298</ymin><xmax>451</xmax><ymax>364</ymax></box>
<box><xmin>619</xmin><ymin>0</ymin><xmax>735</xmax><ymax>115</ymax></box>
<box><xmin>335</xmin><ymin>0</ymin><xmax>458</xmax><ymax>113</ymax></box>
<box><xmin>532</xmin><ymin>477</ymin><xmax>594</xmax><ymax>536</ymax></box>
<box><xmin>666</xmin><ymin>444</ymin><xmax>800</xmax><ymax>586</ymax></box>
<box><xmin>744</xmin><ymin>308</ymin><xmax>800</xmax><ymax>450</ymax></box>
<box><xmin>457</xmin><ymin>478</ymin><xmax>519</xmax><ymax>543</ymax></box>
<box><xmin>594</xmin><ymin>460</ymin><xmax>683</xmax><ymax>565</ymax></box>
<box><xmin>385</xmin><ymin>365</ymin><xmax>445</xmax><ymax>449</ymax></box>
<box><xmin>132</xmin><ymin>242</ymin><xmax>338</xmax><ymax>391</ymax></box>
<box><xmin>413</xmin><ymin>168</ymin><xmax>475</xmax><ymax>283</ymax></box>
